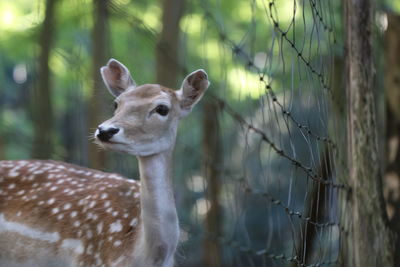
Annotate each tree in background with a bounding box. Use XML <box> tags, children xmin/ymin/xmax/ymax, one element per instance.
<box><xmin>202</xmin><ymin>99</ymin><xmax>222</xmax><ymax>267</ymax></box>
<box><xmin>156</xmin><ymin>0</ymin><xmax>185</xmax><ymax>88</ymax></box>
<box><xmin>384</xmin><ymin>12</ymin><xmax>400</xmax><ymax>267</ymax></box>
<box><xmin>344</xmin><ymin>0</ymin><xmax>394</xmax><ymax>265</ymax></box>
<box><xmin>88</xmin><ymin>0</ymin><xmax>110</xmax><ymax>169</ymax></box>
<box><xmin>2</xmin><ymin>0</ymin><xmax>400</xmax><ymax>265</ymax></box>
<box><xmin>31</xmin><ymin>0</ymin><xmax>59</xmax><ymax>159</ymax></box>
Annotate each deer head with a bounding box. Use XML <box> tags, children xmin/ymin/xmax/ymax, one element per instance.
<box><xmin>94</xmin><ymin>59</ymin><xmax>210</xmax><ymax>156</ymax></box>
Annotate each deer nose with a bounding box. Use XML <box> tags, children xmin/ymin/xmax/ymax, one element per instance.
<box><xmin>97</xmin><ymin>126</ymin><xmax>120</xmax><ymax>142</ymax></box>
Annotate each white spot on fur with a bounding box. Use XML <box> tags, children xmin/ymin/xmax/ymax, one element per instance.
<box><xmin>8</xmin><ymin>184</ymin><xmax>16</xmax><ymax>189</ymax></box>
<box><xmin>130</xmin><ymin>218</ymin><xmax>138</xmax><ymax>227</ymax></box>
<box><xmin>89</xmin><ymin>201</ymin><xmax>96</xmax><ymax>208</ymax></box>
<box><xmin>0</xmin><ymin>213</ymin><xmax>60</xmax><ymax>243</ymax></box>
<box><xmin>8</xmin><ymin>171</ymin><xmax>20</xmax><ymax>177</ymax></box>
<box><xmin>97</xmin><ymin>222</ymin><xmax>103</xmax><ymax>234</ymax></box>
<box><xmin>61</xmin><ymin>238</ymin><xmax>84</xmax><ymax>254</ymax></box>
<box><xmin>109</xmin><ymin>220</ymin><xmax>122</xmax><ymax>233</ymax></box>
<box><xmin>112</xmin><ymin>255</ymin><xmax>126</xmax><ymax>266</ymax></box>
<box><xmin>87</xmin><ymin>243</ymin><xmax>94</xmax><ymax>255</ymax></box>
<box><xmin>96</xmin><ymin>256</ymin><xmax>102</xmax><ymax>265</ymax></box>
<box><xmin>52</xmin><ymin>207</ymin><xmax>60</xmax><ymax>214</ymax></box>
<box><xmin>86</xmin><ymin>230</ymin><xmax>93</xmax><ymax>239</ymax></box>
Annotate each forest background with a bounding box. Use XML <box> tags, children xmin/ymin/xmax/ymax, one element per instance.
<box><xmin>1</xmin><ymin>0</ymin><xmax>400</xmax><ymax>266</ymax></box>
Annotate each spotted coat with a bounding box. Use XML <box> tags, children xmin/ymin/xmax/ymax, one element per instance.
<box><xmin>0</xmin><ymin>160</ymin><xmax>141</xmax><ymax>267</ymax></box>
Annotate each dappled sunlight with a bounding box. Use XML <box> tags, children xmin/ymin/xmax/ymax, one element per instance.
<box><xmin>203</xmin><ymin>40</ymin><xmax>222</xmax><ymax>62</ymax></box>
<box><xmin>135</xmin><ymin>3</ymin><xmax>162</xmax><ymax>32</ymax></box>
<box><xmin>266</xmin><ymin>0</ymin><xmax>302</xmax><ymax>28</ymax></box>
<box><xmin>0</xmin><ymin>0</ymin><xmax>397</xmax><ymax>265</ymax></box>
<box><xmin>227</xmin><ymin>67</ymin><xmax>266</xmax><ymax>99</ymax></box>
<box><xmin>191</xmin><ymin>198</ymin><xmax>211</xmax><ymax>220</ymax></box>
<box><xmin>180</xmin><ymin>13</ymin><xmax>203</xmax><ymax>35</ymax></box>
<box><xmin>235</xmin><ymin>1</ymin><xmax>253</xmax><ymax>22</ymax></box>
<box><xmin>0</xmin><ymin>0</ymin><xmax>42</xmax><ymax>32</ymax></box>
<box><xmin>1</xmin><ymin>6</ymin><xmax>16</xmax><ymax>28</ymax></box>
<box><xmin>187</xmin><ymin>174</ymin><xmax>207</xmax><ymax>193</ymax></box>
<box><xmin>49</xmin><ymin>51</ymin><xmax>68</xmax><ymax>75</ymax></box>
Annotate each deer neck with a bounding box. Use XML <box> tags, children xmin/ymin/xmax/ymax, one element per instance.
<box><xmin>136</xmin><ymin>149</ymin><xmax>179</xmax><ymax>266</ymax></box>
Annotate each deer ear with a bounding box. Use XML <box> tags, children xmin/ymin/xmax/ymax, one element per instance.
<box><xmin>177</xmin><ymin>69</ymin><xmax>210</xmax><ymax>117</ymax></box>
<box><xmin>100</xmin><ymin>58</ymin><xmax>136</xmax><ymax>97</ymax></box>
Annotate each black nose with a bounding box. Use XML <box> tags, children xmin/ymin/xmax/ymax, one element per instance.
<box><xmin>97</xmin><ymin>127</ymin><xmax>119</xmax><ymax>142</ymax></box>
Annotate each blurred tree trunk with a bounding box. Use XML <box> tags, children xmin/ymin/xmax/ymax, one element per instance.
<box><xmin>331</xmin><ymin>55</ymin><xmax>350</xmax><ymax>266</ymax></box>
<box><xmin>88</xmin><ymin>0</ymin><xmax>110</xmax><ymax>169</ymax></box>
<box><xmin>202</xmin><ymin>99</ymin><xmax>222</xmax><ymax>267</ymax></box>
<box><xmin>384</xmin><ymin>12</ymin><xmax>400</xmax><ymax>267</ymax></box>
<box><xmin>344</xmin><ymin>0</ymin><xmax>394</xmax><ymax>266</ymax></box>
<box><xmin>31</xmin><ymin>0</ymin><xmax>58</xmax><ymax>159</ymax></box>
<box><xmin>156</xmin><ymin>0</ymin><xmax>185</xmax><ymax>88</ymax></box>
<box><xmin>296</xmin><ymin>148</ymin><xmax>330</xmax><ymax>265</ymax></box>
<box><xmin>297</xmin><ymin>56</ymin><xmax>345</xmax><ymax>266</ymax></box>
<box><xmin>62</xmin><ymin>91</ymin><xmax>87</xmax><ymax>165</ymax></box>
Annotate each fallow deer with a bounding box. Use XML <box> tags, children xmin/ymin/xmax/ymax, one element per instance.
<box><xmin>0</xmin><ymin>59</ymin><xmax>209</xmax><ymax>267</ymax></box>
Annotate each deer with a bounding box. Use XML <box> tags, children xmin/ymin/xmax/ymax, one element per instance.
<box><xmin>0</xmin><ymin>59</ymin><xmax>210</xmax><ymax>267</ymax></box>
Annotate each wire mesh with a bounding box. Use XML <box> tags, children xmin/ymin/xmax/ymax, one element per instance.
<box><xmin>0</xmin><ymin>0</ymin><xmax>351</xmax><ymax>266</ymax></box>
<box><xmin>175</xmin><ymin>0</ymin><xmax>349</xmax><ymax>266</ymax></box>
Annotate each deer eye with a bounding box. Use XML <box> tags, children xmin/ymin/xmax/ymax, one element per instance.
<box><xmin>155</xmin><ymin>105</ymin><xmax>169</xmax><ymax>116</ymax></box>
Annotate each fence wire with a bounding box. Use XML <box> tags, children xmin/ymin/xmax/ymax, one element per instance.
<box><xmin>0</xmin><ymin>0</ymin><xmax>350</xmax><ymax>266</ymax></box>
<box><xmin>177</xmin><ymin>0</ymin><xmax>349</xmax><ymax>266</ymax></box>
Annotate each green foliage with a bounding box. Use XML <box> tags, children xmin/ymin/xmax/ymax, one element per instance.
<box><xmin>2</xmin><ymin>0</ymin><xmax>396</xmax><ymax>265</ymax></box>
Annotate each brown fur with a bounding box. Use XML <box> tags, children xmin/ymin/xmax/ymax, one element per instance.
<box><xmin>0</xmin><ymin>160</ymin><xmax>141</xmax><ymax>266</ymax></box>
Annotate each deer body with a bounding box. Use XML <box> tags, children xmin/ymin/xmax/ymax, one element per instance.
<box><xmin>0</xmin><ymin>59</ymin><xmax>209</xmax><ymax>267</ymax></box>
<box><xmin>0</xmin><ymin>160</ymin><xmax>141</xmax><ymax>266</ymax></box>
